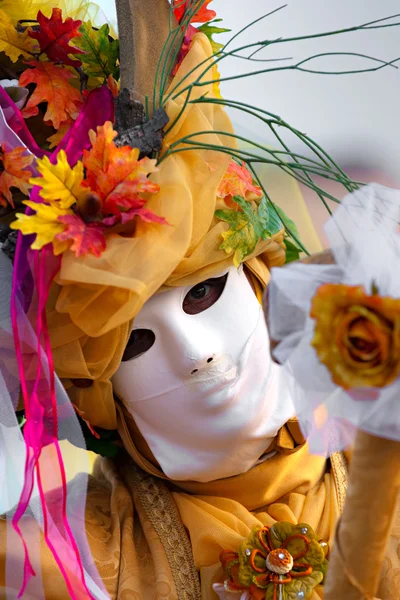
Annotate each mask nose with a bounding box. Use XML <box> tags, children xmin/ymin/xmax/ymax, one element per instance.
<box><xmin>190</xmin><ymin>355</ymin><xmax>216</xmax><ymax>376</ymax></box>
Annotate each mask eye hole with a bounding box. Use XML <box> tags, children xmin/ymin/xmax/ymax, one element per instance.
<box><xmin>183</xmin><ymin>273</ymin><xmax>228</xmax><ymax>315</ymax></box>
<box><xmin>122</xmin><ymin>328</ymin><xmax>156</xmax><ymax>362</ymax></box>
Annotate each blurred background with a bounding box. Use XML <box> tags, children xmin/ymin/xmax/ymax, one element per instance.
<box><xmin>97</xmin><ymin>0</ymin><xmax>400</xmax><ymax>244</ymax></box>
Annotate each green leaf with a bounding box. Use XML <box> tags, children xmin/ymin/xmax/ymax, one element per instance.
<box><xmin>197</xmin><ymin>19</ymin><xmax>231</xmax><ymax>54</ymax></box>
<box><xmin>215</xmin><ymin>205</ymin><xmax>258</xmax><ymax>267</ymax></box>
<box><xmin>272</xmin><ymin>203</ymin><xmax>301</xmax><ymax>240</ymax></box>
<box><xmin>284</xmin><ymin>238</ymin><xmax>302</xmax><ymax>263</ymax></box>
<box><xmin>282</xmin><ymin>571</ymin><xmax>323</xmax><ymax>600</ymax></box>
<box><xmin>76</xmin><ymin>22</ymin><xmax>120</xmax><ymax>81</ymax></box>
<box><xmin>216</xmin><ymin>195</ymin><xmax>284</xmax><ymax>266</ymax></box>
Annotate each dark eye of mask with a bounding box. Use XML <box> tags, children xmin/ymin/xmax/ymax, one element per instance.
<box><xmin>183</xmin><ymin>273</ymin><xmax>228</xmax><ymax>315</ymax></box>
<box><xmin>122</xmin><ymin>328</ymin><xmax>156</xmax><ymax>362</ymax></box>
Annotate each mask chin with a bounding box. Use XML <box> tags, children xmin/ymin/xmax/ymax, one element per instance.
<box><xmin>112</xmin><ymin>266</ymin><xmax>295</xmax><ymax>482</ymax></box>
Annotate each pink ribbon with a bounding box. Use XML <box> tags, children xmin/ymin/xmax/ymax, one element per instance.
<box><xmin>10</xmin><ymin>86</ymin><xmax>115</xmax><ymax>599</ymax></box>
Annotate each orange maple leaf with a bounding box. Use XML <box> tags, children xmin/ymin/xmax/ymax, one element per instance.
<box><xmin>19</xmin><ymin>61</ymin><xmax>83</xmax><ymax>129</ymax></box>
<box><xmin>106</xmin><ymin>74</ymin><xmax>120</xmax><ymax>99</ymax></box>
<box><xmin>0</xmin><ymin>144</ymin><xmax>34</xmax><ymax>207</ymax></box>
<box><xmin>83</xmin><ymin>121</ymin><xmax>160</xmax><ymax>216</ymax></box>
<box><xmin>218</xmin><ymin>160</ymin><xmax>262</xmax><ymax>204</ymax></box>
<box><xmin>56</xmin><ymin>213</ymin><xmax>106</xmax><ymax>257</ymax></box>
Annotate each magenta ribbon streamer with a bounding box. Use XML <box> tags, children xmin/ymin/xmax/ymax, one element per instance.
<box><xmin>10</xmin><ymin>87</ymin><xmax>115</xmax><ymax>599</ymax></box>
<box><xmin>0</xmin><ymin>87</ymin><xmax>49</xmax><ymax>158</ymax></box>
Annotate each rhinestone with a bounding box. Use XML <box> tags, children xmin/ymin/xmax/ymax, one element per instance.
<box><xmin>297</xmin><ymin>592</ymin><xmax>305</xmax><ymax>598</ymax></box>
<box><xmin>224</xmin><ymin>580</ymin><xmax>230</xmax><ymax>591</ymax></box>
<box><xmin>320</xmin><ymin>540</ymin><xmax>329</xmax><ymax>556</ymax></box>
<box><xmin>301</xmin><ymin>527</ymin><xmax>308</xmax><ymax>535</ymax></box>
<box><xmin>278</xmin><ymin>552</ymin><xmax>285</xmax><ymax>560</ymax></box>
<box><xmin>245</xmin><ymin>548</ymin><xmax>251</xmax><ymax>557</ymax></box>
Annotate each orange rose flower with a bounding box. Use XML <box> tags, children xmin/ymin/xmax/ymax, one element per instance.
<box><xmin>310</xmin><ymin>284</ymin><xmax>400</xmax><ymax>390</ymax></box>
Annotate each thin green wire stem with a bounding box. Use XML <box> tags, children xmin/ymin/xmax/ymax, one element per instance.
<box><xmin>222</xmin><ymin>5</ymin><xmax>288</xmax><ymax>51</ymax></box>
<box><xmin>153</xmin><ymin>0</ymin><xmax>200</xmax><ymax>109</ymax></box>
<box><xmin>163</xmin><ymin>13</ymin><xmax>400</xmax><ymax>104</ymax></box>
<box><xmin>187</xmin><ymin>97</ymin><xmax>355</xmax><ymax>188</ymax></box>
<box><xmin>267</xmin><ymin>122</ymin><xmax>333</xmax><ymax>216</ymax></box>
<box><xmin>158</xmin><ymin>0</ymin><xmax>207</xmax><ymax>106</ymax></box>
<box><xmin>177</xmin><ymin>53</ymin><xmax>399</xmax><ymax>92</ymax></box>
<box><xmin>248</xmin><ymin>164</ymin><xmax>309</xmax><ymax>254</ymax></box>
<box><xmin>172</xmin><ymin>136</ymin><xmax>361</xmax><ymax>185</ymax></box>
<box><xmin>228</xmin><ymin>54</ymin><xmax>293</xmax><ymax>64</ymax></box>
<box><xmin>188</xmin><ymin>97</ymin><xmax>359</xmax><ymax>187</ymax></box>
<box><xmin>165</xmin><ymin>129</ymin><xmax>353</xmax><ymax>180</ymax></box>
<box><xmin>159</xmin><ymin>141</ymin><xmax>358</xmax><ymax>203</ymax></box>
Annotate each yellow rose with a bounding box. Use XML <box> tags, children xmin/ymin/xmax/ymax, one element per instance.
<box><xmin>310</xmin><ymin>284</ymin><xmax>400</xmax><ymax>389</ymax></box>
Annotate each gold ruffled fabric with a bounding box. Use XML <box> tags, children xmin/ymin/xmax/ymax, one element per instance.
<box><xmin>47</xmin><ymin>34</ymin><xmax>287</xmax><ymax>429</ymax></box>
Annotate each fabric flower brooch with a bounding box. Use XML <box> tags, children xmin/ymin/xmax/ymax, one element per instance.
<box><xmin>220</xmin><ymin>523</ymin><xmax>328</xmax><ymax>600</ymax></box>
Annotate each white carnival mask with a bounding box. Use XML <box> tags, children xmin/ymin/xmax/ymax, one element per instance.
<box><xmin>112</xmin><ymin>266</ymin><xmax>295</xmax><ymax>482</ymax></box>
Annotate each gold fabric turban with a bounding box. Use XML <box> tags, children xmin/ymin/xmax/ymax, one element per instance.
<box><xmin>47</xmin><ymin>34</ymin><xmax>289</xmax><ymax>430</ymax></box>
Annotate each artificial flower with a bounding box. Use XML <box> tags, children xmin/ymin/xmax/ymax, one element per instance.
<box><xmin>220</xmin><ymin>523</ymin><xmax>327</xmax><ymax>600</ymax></box>
<box><xmin>12</xmin><ymin>122</ymin><xmax>166</xmax><ymax>258</ymax></box>
<box><xmin>311</xmin><ymin>283</ymin><xmax>400</xmax><ymax>389</ymax></box>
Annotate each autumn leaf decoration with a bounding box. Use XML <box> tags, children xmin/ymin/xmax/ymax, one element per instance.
<box><xmin>0</xmin><ymin>9</ymin><xmax>38</xmax><ymax>63</ymax></box>
<box><xmin>172</xmin><ymin>0</ymin><xmax>229</xmax><ymax>76</ymax></box>
<box><xmin>216</xmin><ymin>160</ymin><xmax>285</xmax><ymax>267</ymax></box>
<box><xmin>0</xmin><ymin>8</ymin><xmax>120</xmax><ymax>145</ymax></box>
<box><xmin>0</xmin><ymin>144</ymin><xmax>34</xmax><ymax>208</ymax></box>
<box><xmin>11</xmin><ymin>122</ymin><xmax>167</xmax><ymax>258</ymax></box>
<box><xmin>173</xmin><ymin>0</ymin><xmax>217</xmax><ymax>23</ymax></box>
<box><xmin>75</xmin><ymin>22</ymin><xmax>120</xmax><ymax>83</ymax></box>
<box><xmin>28</xmin><ymin>8</ymin><xmax>84</xmax><ymax>67</ymax></box>
<box><xmin>20</xmin><ymin>61</ymin><xmax>83</xmax><ymax>129</ymax></box>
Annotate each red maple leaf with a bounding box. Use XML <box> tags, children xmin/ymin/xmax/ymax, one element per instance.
<box><xmin>29</xmin><ymin>8</ymin><xmax>84</xmax><ymax>67</ymax></box>
<box><xmin>172</xmin><ymin>24</ymin><xmax>197</xmax><ymax>75</ymax></box>
<box><xmin>173</xmin><ymin>0</ymin><xmax>216</xmax><ymax>24</ymax></box>
<box><xmin>56</xmin><ymin>214</ymin><xmax>106</xmax><ymax>257</ymax></box>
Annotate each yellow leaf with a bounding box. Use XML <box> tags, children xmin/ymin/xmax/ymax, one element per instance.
<box><xmin>10</xmin><ymin>200</ymin><xmax>73</xmax><ymax>253</ymax></box>
<box><xmin>0</xmin><ymin>9</ymin><xmax>38</xmax><ymax>63</ymax></box>
<box><xmin>30</xmin><ymin>151</ymin><xmax>86</xmax><ymax>209</ymax></box>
